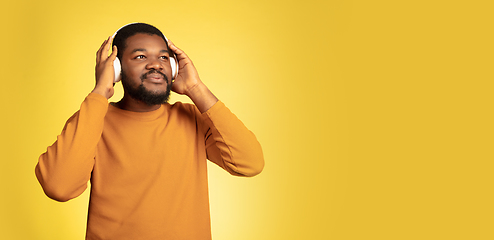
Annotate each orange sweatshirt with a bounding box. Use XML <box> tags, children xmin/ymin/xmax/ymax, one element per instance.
<box><xmin>35</xmin><ymin>93</ymin><xmax>264</xmax><ymax>239</ymax></box>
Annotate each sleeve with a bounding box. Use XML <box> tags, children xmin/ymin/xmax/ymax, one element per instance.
<box><xmin>35</xmin><ymin>93</ymin><xmax>108</xmax><ymax>202</ymax></box>
<box><xmin>202</xmin><ymin>101</ymin><xmax>264</xmax><ymax>177</ymax></box>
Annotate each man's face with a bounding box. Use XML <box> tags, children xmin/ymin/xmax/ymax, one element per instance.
<box><xmin>120</xmin><ymin>33</ymin><xmax>173</xmax><ymax>105</ymax></box>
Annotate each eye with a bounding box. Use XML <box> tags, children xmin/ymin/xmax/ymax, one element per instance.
<box><xmin>160</xmin><ymin>56</ymin><xmax>169</xmax><ymax>60</ymax></box>
<box><xmin>135</xmin><ymin>55</ymin><xmax>146</xmax><ymax>59</ymax></box>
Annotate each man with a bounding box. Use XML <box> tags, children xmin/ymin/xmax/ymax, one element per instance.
<box><xmin>35</xmin><ymin>23</ymin><xmax>264</xmax><ymax>239</ymax></box>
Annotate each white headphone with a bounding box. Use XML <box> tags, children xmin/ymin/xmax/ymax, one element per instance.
<box><xmin>112</xmin><ymin>23</ymin><xmax>179</xmax><ymax>83</ymax></box>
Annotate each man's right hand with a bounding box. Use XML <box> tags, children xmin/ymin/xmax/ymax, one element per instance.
<box><xmin>92</xmin><ymin>36</ymin><xmax>118</xmax><ymax>99</ymax></box>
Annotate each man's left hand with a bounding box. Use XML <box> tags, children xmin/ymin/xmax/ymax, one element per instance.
<box><xmin>167</xmin><ymin>40</ymin><xmax>218</xmax><ymax>113</ymax></box>
<box><xmin>168</xmin><ymin>40</ymin><xmax>201</xmax><ymax>96</ymax></box>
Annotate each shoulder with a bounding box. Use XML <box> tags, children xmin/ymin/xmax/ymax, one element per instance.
<box><xmin>168</xmin><ymin>102</ymin><xmax>200</xmax><ymax>114</ymax></box>
<box><xmin>166</xmin><ymin>102</ymin><xmax>202</xmax><ymax>120</ymax></box>
<box><xmin>165</xmin><ymin>102</ymin><xmax>209</xmax><ymax>131</ymax></box>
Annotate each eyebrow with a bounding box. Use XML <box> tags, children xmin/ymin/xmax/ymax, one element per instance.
<box><xmin>131</xmin><ymin>48</ymin><xmax>170</xmax><ymax>54</ymax></box>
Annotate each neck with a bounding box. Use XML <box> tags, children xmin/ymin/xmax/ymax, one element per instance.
<box><xmin>114</xmin><ymin>94</ymin><xmax>162</xmax><ymax>112</ymax></box>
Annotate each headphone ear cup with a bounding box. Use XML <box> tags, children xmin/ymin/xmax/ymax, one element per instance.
<box><xmin>163</xmin><ymin>35</ymin><xmax>178</xmax><ymax>80</ymax></box>
<box><xmin>114</xmin><ymin>57</ymin><xmax>122</xmax><ymax>83</ymax></box>
<box><xmin>170</xmin><ymin>57</ymin><xmax>178</xmax><ymax>79</ymax></box>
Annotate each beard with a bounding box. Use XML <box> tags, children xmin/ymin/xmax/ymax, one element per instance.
<box><xmin>121</xmin><ymin>69</ymin><xmax>172</xmax><ymax>106</ymax></box>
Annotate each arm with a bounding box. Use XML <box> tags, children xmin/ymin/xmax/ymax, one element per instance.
<box><xmin>35</xmin><ymin>37</ymin><xmax>117</xmax><ymax>201</ymax></box>
<box><xmin>35</xmin><ymin>94</ymin><xmax>108</xmax><ymax>201</ymax></box>
<box><xmin>168</xmin><ymin>41</ymin><xmax>264</xmax><ymax>176</ymax></box>
<box><xmin>203</xmin><ymin>101</ymin><xmax>265</xmax><ymax>177</ymax></box>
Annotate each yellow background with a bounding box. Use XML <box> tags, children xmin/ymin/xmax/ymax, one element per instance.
<box><xmin>1</xmin><ymin>0</ymin><xmax>493</xmax><ymax>239</ymax></box>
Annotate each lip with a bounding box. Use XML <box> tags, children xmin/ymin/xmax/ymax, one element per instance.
<box><xmin>145</xmin><ymin>73</ymin><xmax>166</xmax><ymax>83</ymax></box>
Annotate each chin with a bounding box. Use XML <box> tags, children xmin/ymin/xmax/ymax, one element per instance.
<box><xmin>134</xmin><ymin>83</ymin><xmax>172</xmax><ymax>105</ymax></box>
<box><xmin>122</xmin><ymin>73</ymin><xmax>172</xmax><ymax>105</ymax></box>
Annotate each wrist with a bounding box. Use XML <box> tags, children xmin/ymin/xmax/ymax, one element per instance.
<box><xmin>184</xmin><ymin>81</ymin><xmax>203</xmax><ymax>99</ymax></box>
<box><xmin>186</xmin><ymin>83</ymin><xmax>218</xmax><ymax>113</ymax></box>
<box><xmin>91</xmin><ymin>85</ymin><xmax>112</xmax><ymax>99</ymax></box>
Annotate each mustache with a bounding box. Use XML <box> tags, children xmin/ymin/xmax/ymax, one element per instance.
<box><xmin>140</xmin><ymin>69</ymin><xmax>169</xmax><ymax>83</ymax></box>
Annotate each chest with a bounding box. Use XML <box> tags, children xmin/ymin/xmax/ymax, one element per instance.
<box><xmin>92</xmin><ymin>116</ymin><xmax>207</xmax><ymax>185</ymax></box>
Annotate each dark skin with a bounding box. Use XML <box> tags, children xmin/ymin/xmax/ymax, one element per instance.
<box><xmin>92</xmin><ymin>34</ymin><xmax>218</xmax><ymax>113</ymax></box>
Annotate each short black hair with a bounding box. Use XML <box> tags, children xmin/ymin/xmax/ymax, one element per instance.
<box><xmin>112</xmin><ymin>23</ymin><xmax>168</xmax><ymax>59</ymax></box>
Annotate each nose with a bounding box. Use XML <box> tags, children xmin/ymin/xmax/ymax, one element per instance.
<box><xmin>146</xmin><ymin>58</ymin><xmax>163</xmax><ymax>70</ymax></box>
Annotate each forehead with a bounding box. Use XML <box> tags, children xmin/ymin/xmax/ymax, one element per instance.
<box><xmin>123</xmin><ymin>33</ymin><xmax>168</xmax><ymax>53</ymax></box>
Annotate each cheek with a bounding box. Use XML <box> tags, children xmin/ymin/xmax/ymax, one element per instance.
<box><xmin>122</xmin><ymin>64</ymin><xmax>143</xmax><ymax>80</ymax></box>
<box><xmin>163</xmin><ymin>62</ymin><xmax>171</xmax><ymax>73</ymax></box>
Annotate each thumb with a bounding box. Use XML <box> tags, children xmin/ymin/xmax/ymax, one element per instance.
<box><xmin>109</xmin><ymin>46</ymin><xmax>118</xmax><ymax>63</ymax></box>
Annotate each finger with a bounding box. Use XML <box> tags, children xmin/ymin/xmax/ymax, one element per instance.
<box><xmin>98</xmin><ymin>36</ymin><xmax>111</xmax><ymax>62</ymax></box>
<box><xmin>167</xmin><ymin>39</ymin><xmax>175</xmax><ymax>47</ymax></box>
<box><xmin>98</xmin><ymin>37</ymin><xmax>109</xmax><ymax>55</ymax></box>
<box><xmin>96</xmin><ymin>40</ymin><xmax>107</xmax><ymax>64</ymax></box>
<box><xmin>167</xmin><ymin>40</ymin><xmax>180</xmax><ymax>54</ymax></box>
<box><xmin>98</xmin><ymin>37</ymin><xmax>108</xmax><ymax>52</ymax></box>
<box><xmin>97</xmin><ymin>37</ymin><xmax>110</xmax><ymax>64</ymax></box>
<box><xmin>108</xmin><ymin>46</ymin><xmax>118</xmax><ymax>63</ymax></box>
<box><xmin>104</xmin><ymin>36</ymin><xmax>113</xmax><ymax>56</ymax></box>
<box><xmin>168</xmin><ymin>40</ymin><xmax>182</xmax><ymax>54</ymax></box>
<box><xmin>167</xmin><ymin>40</ymin><xmax>189</xmax><ymax>61</ymax></box>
